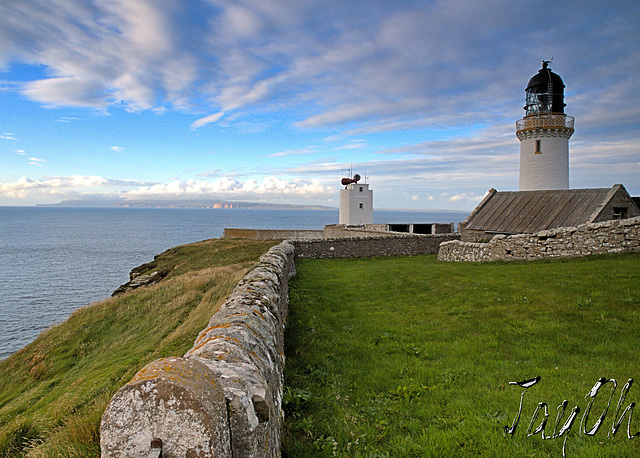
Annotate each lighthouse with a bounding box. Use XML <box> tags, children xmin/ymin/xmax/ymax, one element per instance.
<box><xmin>516</xmin><ymin>61</ymin><xmax>575</xmax><ymax>191</ymax></box>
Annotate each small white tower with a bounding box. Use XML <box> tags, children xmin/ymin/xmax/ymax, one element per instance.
<box><xmin>516</xmin><ymin>61</ymin><xmax>575</xmax><ymax>191</ymax></box>
<box><xmin>339</xmin><ymin>174</ymin><xmax>373</xmax><ymax>225</ymax></box>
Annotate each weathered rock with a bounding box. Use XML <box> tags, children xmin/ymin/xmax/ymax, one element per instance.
<box><xmin>112</xmin><ymin>271</ymin><xmax>164</xmax><ymax>296</ymax></box>
<box><xmin>100</xmin><ymin>357</ymin><xmax>231</xmax><ymax>457</ymax></box>
<box><xmin>438</xmin><ymin>216</ymin><xmax>640</xmax><ymax>262</ymax></box>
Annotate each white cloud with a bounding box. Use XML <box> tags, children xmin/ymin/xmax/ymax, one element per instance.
<box><xmin>333</xmin><ymin>140</ymin><xmax>367</xmax><ymax>151</ymax></box>
<box><xmin>197</xmin><ymin>169</ymin><xmax>223</xmax><ymax>178</ymax></box>
<box><xmin>0</xmin><ymin>175</ymin><xmax>108</xmax><ymax>198</ymax></box>
<box><xmin>1</xmin><ymin>0</ymin><xmax>636</xmax><ymax>140</ymax></box>
<box><xmin>0</xmin><ymin>176</ymin><xmax>35</xmax><ymax>198</ymax></box>
<box><xmin>123</xmin><ymin>176</ymin><xmax>333</xmax><ymax>202</ymax></box>
<box><xmin>0</xmin><ymin>174</ymin><xmax>334</xmax><ymax>205</ymax></box>
<box><xmin>0</xmin><ymin>1</ymin><xmax>638</xmax><ymax>208</ymax></box>
<box><xmin>190</xmin><ymin>112</ymin><xmax>225</xmax><ymax>130</ymax></box>
<box><xmin>110</xmin><ymin>146</ymin><xmax>125</xmax><ymax>153</ymax></box>
<box><xmin>22</xmin><ymin>77</ymin><xmax>111</xmax><ymax>108</ymax></box>
<box><xmin>15</xmin><ymin>149</ymin><xmax>25</xmax><ymax>155</ymax></box>
<box><xmin>29</xmin><ymin>157</ymin><xmax>46</xmax><ymax>167</ymax></box>
<box><xmin>276</xmin><ymin>139</ymin><xmax>521</xmax><ymax>210</ymax></box>
<box><xmin>447</xmin><ymin>192</ymin><xmax>484</xmax><ymax>204</ymax></box>
<box><xmin>268</xmin><ymin>147</ymin><xmax>318</xmax><ymax>158</ymax></box>
<box><xmin>219</xmin><ymin>4</ymin><xmax>263</xmax><ymax>39</ymax></box>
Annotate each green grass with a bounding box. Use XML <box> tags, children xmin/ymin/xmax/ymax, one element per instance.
<box><xmin>283</xmin><ymin>253</ymin><xmax>640</xmax><ymax>457</ymax></box>
<box><xmin>0</xmin><ymin>238</ymin><xmax>277</xmax><ymax>457</ymax></box>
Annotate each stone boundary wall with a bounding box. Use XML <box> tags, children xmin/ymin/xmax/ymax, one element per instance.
<box><xmin>438</xmin><ymin>216</ymin><xmax>640</xmax><ymax>262</ymax></box>
<box><xmin>322</xmin><ymin>224</ymin><xmax>405</xmax><ymax>238</ymax></box>
<box><xmin>294</xmin><ymin>234</ymin><xmax>460</xmax><ymax>259</ymax></box>
<box><xmin>223</xmin><ymin>228</ymin><xmax>323</xmax><ymax>240</ymax></box>
<box><xmin>100</xmin><ymin>241</ymin><xmax>296</xmax><ymax>457</ymax></box>
<box><xmin>224</xmin><ymin>224</ymin><xmax>456</xmax><ymax>241</ymax></box>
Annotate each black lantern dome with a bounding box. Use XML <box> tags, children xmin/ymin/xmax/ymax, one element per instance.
<box><xmin>524</xmin><ymin>61</ymin><xmax>566</xmax><ymax>116</ymax></box>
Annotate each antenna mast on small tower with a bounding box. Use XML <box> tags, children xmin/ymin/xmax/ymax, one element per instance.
<box><xmin>338</xmin><ymin>171</ymin><xmax>373</xmax><ymax>225</ymax></box>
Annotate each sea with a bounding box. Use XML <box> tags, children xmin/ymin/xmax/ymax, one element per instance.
<box><xmin>0</xmin><ymin>206</ymin><xmax>468</xmax><ymax>360</ymax></box>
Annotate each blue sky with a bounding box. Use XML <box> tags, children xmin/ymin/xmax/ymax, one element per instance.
<box><xmin>1</xmin><ymin>0</ymin><xmax>638</xmax><ymax>210</ymax></box>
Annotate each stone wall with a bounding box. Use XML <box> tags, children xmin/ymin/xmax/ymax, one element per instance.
<box><xmin>294</xmin><ymin>234</ymin><xmax>460</xmax><ymax>259</ymax></box>
<box><xmin>225</xmin><ymin>223</ymin><xmax>456</xmax><ymax>241</ymax></box>
<box><xmin>438</xmin><ymin>216</ymin><xmax>640</xmax><ymax>262</ymax></box>
<box><xmin>99</xmin><ymin>233</ymin><xmax>459</xmax><ymax>456</ymax></box>
<box><xmin>223</xmin><ymin>228</ymin><xmax>324</xmax><ymax>240</ymax></box>
<box><xmin>100</xmin><ymin>241</ymin><xmax>296</xmax><ymax>458</ymax></box>
<box><xmin>321</xmin><ymin>224</ymin><xmax>405</xmax><ymax>238</ymax></box>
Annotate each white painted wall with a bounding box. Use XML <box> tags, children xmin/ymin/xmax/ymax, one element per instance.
<box><xmin>339</xmin><ymin>183</ymin><xmax>373</xmax><ymax>225</ymax></box>
<box><xmin>518</xmin><ymin>129</ymin><xmax>571</xmax><ymax>191</ymax></box>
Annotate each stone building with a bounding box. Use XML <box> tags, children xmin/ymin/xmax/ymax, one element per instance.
<box><xmin>461</xmin><ymin>184</ymin><xmax>639</xmax><ymax>242</ymax></box>
<box><xmin>461</xmin><ymin>62</ymin><xmax>638</xmax><ymax>242</ymax></box>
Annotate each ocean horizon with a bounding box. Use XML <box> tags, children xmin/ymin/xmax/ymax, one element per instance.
<box><xmin>0</xmin><ymin>206</ymin><xmax>468</xmax><ymax>360</ymax></box>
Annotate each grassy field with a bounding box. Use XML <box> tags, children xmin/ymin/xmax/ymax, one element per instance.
<box><xmin>283</xmin><ymin>253</ymin><xmax>640</xmax><ymax>457</ymax></box>
<box><xmin>0</xmin><ymin>238</ymin><xmax>277</xmax><ymax>457</ymax></box>
<box><xmin>2</xmin><ymin>241</ymin><xmax>638</xmax><ymax>457</ymax></box>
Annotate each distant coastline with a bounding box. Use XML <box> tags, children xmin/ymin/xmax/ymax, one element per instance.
<box><xmin>35</xmin><ymin>199</ymin><xmax>336</xmax><ymax>211</ymax></box>
<box><xmin>35</xmin><ymin>199</ymin><xmax>471</xmax><ymax>213</ymax></box>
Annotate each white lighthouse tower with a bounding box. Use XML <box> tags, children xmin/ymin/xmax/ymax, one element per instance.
<box><xmin>516</xmin><ymin>61</ymin><xmax>575</xmax><ymax>191</ymax></box>
<box><xmin>339</xmin><ymin>174</ymin><xmax>373</xmax><ymax>225</ymax></box>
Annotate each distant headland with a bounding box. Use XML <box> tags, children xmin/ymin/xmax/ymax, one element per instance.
<box><xmin>36</xmin><ymin>199</ymin><xmax>336</xmax><ymax>211</ymax></box>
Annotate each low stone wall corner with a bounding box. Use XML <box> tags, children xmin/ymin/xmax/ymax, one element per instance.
<box><xmin>100</xmin><ymin>241</ymin><xmax>295</xmax><ymax>458</ymax></box>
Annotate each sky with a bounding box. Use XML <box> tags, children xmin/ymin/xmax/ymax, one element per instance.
<box><xmin>0</xmin><ymin>1</ymin><xmax>638</xmax><ymax>211</ymax></box>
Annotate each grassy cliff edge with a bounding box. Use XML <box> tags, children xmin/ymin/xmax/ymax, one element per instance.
<box><xmin>0</xmin><ymin>238</ymin><xmax>278</xmax><ymax>457</ymax></box>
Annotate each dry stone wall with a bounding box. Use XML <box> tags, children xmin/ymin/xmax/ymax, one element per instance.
<box><xmin>438</xmin><ymin>216</ymin><xmax>640</xmax><ymax>262</ymax></box>
<box><xmin>321</xmin><ymin>224</ymin><xmax>403</xmax><ymax>238</ymax></box>
<box><xmin>294</xmin><ymin>234</ymin><xmax>460</xmax><ymax>259</ymax></box>
<box><xmin>100</xmin><ymin>233</ymin><xmax>459</xmax><ymax>457</ymax></box>
<box><xmin>100</xmin><ymin>241</ymin><xmax>295</xmax><ymax>458</ymax></box>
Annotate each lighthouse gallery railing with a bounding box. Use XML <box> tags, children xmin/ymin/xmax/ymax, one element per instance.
<box><xmin>516</xmin><ymin>114</ymin><xmax>575</xmax><ymax>133</ymax></box>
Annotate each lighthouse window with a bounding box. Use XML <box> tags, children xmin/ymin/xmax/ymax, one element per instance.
<box><xmin>535</xmin><ymin>139</ymin><xmax>542</xmax><ymax>154</ymax></box>
<box><xmin>359</xmin><ymin>203</ymin><xmax>364</xmax><ymax>209</ymax></box>
<box><xmin>359</xmin><ymin>186</ymin><xmax>363</xmax><ymax>192</ymax></box>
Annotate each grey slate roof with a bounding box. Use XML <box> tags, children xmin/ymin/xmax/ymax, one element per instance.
<box><xmin>464</xmin><ymin>187</ymin><xmax>615</xmax><ymax>234</ymax></box>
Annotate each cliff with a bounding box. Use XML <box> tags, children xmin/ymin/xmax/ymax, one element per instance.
<box><xmin>0</xmin><ymin>239</ymin><xmax>277</xmax><ymax>456</ymax></box>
